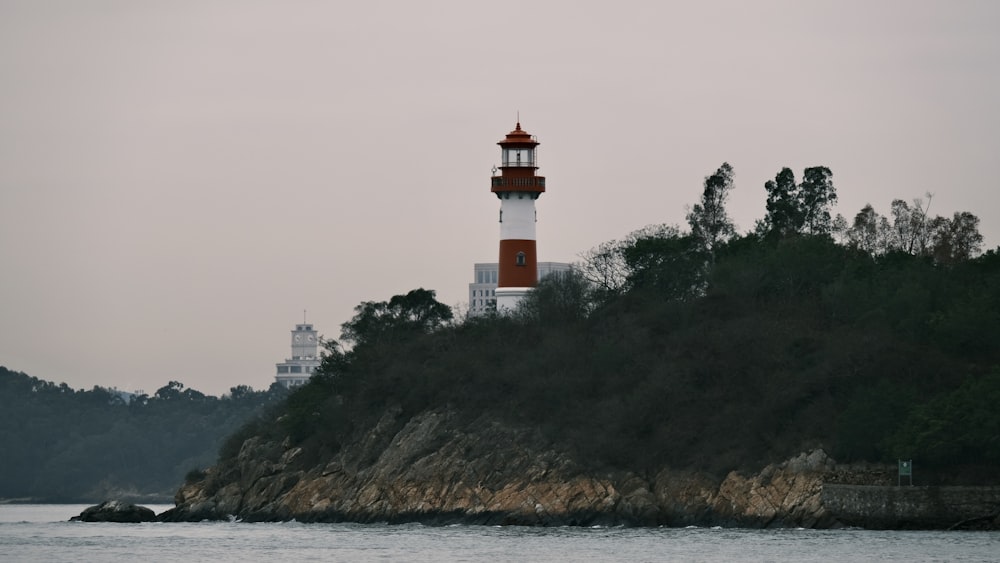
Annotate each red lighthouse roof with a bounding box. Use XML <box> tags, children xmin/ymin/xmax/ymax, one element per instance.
<box><xmin>498</xmin><ymin>122</ymin><xmax>539</xmax><ymax>148</ymax></box>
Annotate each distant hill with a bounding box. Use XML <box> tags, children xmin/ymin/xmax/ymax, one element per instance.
<box><xmin>0</xmin><ymin>368</ymin><xmax>285</xmax><ymax>502</ymax></box>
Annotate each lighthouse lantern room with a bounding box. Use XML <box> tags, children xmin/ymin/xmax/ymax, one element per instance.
<box><xmin>491</xmin><ymin>122</ymin><xmax>546</xmax><ymax>312</ymax></box>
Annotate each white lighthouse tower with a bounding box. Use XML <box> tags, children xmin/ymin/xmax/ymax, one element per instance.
<box><xmin>491</xmin><ymin>122</ymin><xmax>546</xmax><ymax>312</ymax></box>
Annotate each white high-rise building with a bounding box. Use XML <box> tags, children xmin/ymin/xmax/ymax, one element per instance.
<box><xmin>274</xmin><ymin>322</ymin><xmax>321</xmax><ymax>388</ymax></box>
<box><xmin>469</xmin><ymin>263</ymin><xmax>499</xmax><ymax>316</ymax></box>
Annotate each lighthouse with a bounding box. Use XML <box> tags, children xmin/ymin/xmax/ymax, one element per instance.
<box><xmin>491</xmin><ymin>122</ymin><xmax>546</xmax><ymax>312</ymax></box>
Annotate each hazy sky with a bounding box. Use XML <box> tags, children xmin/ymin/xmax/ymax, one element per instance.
<box><xmin>2</xmin><ymin>1</ymin><xmax>998</xmax><ymax>396</ymax></box>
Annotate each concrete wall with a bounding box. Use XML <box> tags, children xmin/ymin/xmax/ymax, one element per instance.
<box><xmin>822</xmin><ymin>485</ymin><xmax>1000</xmax><ymax>529</ymax></box>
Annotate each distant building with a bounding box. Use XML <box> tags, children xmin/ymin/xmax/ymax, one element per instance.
<box><xmin>274</xmin><ymin>322</ymin><xmax>321</xmax><ymax>388</ymax></box>
<box><xmin>469</xmin><ymin>263</ymin><xmax>499</xmax><ymax>316</ymax></box>
<box><xmin>468</xmin><ymin>261</ymin><xmax>572</xmax><ymax>316</ymax></box>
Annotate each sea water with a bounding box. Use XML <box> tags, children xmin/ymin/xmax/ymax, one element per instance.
<box><xmin>1</xmin><ymin>504</ymin><xmax>998</xmax><ymax>562</ymax></box>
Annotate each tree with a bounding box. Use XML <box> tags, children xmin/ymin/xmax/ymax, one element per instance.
<box><xmin>228</xmin><ymin>385</ymin><xmax>258</xmax><ymax>401</ymax></box>
<box><xmin>154</xmin><ymin>381</ymin><xmax>185</xmax><ymax>401</ymax></box>
<box><xmin>762</xmin><ymin>167</ymin><xmax>801</xmax><ymax>238</ymax></box>
<box><xmin>846</xmin><ymin>204</ymin><xmax>890</xmax><ymax>256</ymax></box>
<box><xmin>890</xmin><ymin>370</ymin><xmax>1000</xmax><ymax>464</ymax></box>
<box><xmin>831</xmin><ymin>213</ymin><xmax>850</xmax><ymax>246</ymax></box>
<box><xmin>387</xmin><ymin>288</ymin><xmax>454</xmax><ymax>330</ymax></box>
<box><xmin>340</xmin><ymin>288</ymin><xmax>453</xmax><ymax>347</ymax></box>
<box><xmin>624</xmin><ymin>231</ymin><xmax>707</xmax><ymax>299</ymax></box>
<box><xmin>577</xmin><ymin>224</ymin><xmax>677</xmax><ymax>301</ymax></box>
<box><xmin>515</xmin><ymin>269</ymin><xmax>592</xmax><ymax>324</ymax></box>
<box><xmin>929</xmin><ymin>211</ymin><xmax>984</xmax><ymax>264</ymax></box>
<box><xmin>799</xmin><ymin>166</ymin><xmax>837</xmax><ymax>235</ymax></box>
<box><xmin>578</xmin><ymin>238</ymin><xmax>630</xmax><ymax>300</ymax></box>
<box><xmin>687</xmin><ymin>162</ymin><xmax>736</xmax><ymax>255</ymax></box>
<box><xmin>761</xmin><ymin>166</ymin><xmax>836</xmax><ymax>238</ymax></box>
<box><xmin>0</xmin><ymin>367</ymin><xmax>282</xmax><ymax>501</ymax></box>
<box><xmin>889</xmin><ymin>195</ymin><xmax>932</xmax><ymax>255</ymax></box>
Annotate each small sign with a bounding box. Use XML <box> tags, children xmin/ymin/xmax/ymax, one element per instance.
<box><xmin>898</xmin><ymin>459</ymin><xmax>913</xmax><ymax>486</ymax></box>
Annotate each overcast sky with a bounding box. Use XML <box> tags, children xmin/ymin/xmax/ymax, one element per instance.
<box><xmin>2</xmin><ymin>1</ymin><xmax>998</xmax><ymax>396</ymax></box>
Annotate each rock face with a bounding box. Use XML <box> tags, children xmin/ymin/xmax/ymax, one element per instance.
<box><xmin>706</xmin><ymin>449</ymin><xmax>838</xmax><ymax>528</ymax></box>
<box><xmin>71</xmin><ymin>500</ymin><xmax>157</xmax><ymax>523</ymax></box>
<box><xmin>159</xmin><ymin>408</ymin><xmax>997</xmax><ymax>529</ymax></box>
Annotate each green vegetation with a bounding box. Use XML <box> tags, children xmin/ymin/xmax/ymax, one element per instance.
<box><xmin>222</xmin><ymin>164</ymin><xmax>999</xmax><ymax>482</ymax></box>
<box><xmin>0</xmin><ymin>371</ymin><xmax>285</xmax><ymax>501</ymax></box>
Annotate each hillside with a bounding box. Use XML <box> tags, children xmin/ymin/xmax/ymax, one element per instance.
<box><xmin>254</xmin><ymin>236</ymin><xmax>1000</xmax><ymax>474</ymax></box>
<box><xmin>0</xmin><ymin>370</ymin><xmax>284</xmax><ymax>502</ymax></box>
<box><xmin>166</xmin><ymin>233</ymin><xmax>1000</xmax><ymax>526</ymax></box>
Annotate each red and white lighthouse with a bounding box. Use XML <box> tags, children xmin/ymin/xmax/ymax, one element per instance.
<box><xmin>491</xmin><ymin>122</ymin><xmax>546</xmax><ymax>312</ymax></box>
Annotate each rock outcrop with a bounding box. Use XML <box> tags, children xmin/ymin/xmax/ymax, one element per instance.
<box><xmin>71</xmin><ymin>500</ymin><xmax>157</xmax><ymax>523</ymax></box>
<box><xmin>159</xmin><ymin>408</ymin><xmax>998</xmax><ymax>529</ymax></box>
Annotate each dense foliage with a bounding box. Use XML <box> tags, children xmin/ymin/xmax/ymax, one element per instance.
<box><xmin>228</xmin><ymin>234</ymin><xmax>999</xmax><ymax>481</ymax></box>
<box><xmin>0</xmin><ymin>370</ymin><xmax>284</xmax><ymax>501</ymax></box>
<box><xmin>217</xmin><ymin>162</ymin><xmax>999</xmax><ymax>483</ymax></box>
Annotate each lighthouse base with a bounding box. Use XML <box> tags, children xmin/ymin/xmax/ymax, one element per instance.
<box><xmin>495</xmin><ymin>287</ymin><xmax>532</xmax><ymax>314</ymax></box>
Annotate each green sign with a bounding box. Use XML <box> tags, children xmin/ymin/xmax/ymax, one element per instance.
<box><xmin>898</xmin><ymin>460</ymin><xmax>912</xmax><ymax>476</ymax></box>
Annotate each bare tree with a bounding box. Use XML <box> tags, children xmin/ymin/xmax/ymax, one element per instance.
<box><xmin>889</xmin><ymin>193</ymin><xmax>933</xmax><ymax>254</ymax></box>
<box><xmin>577</xmin><ymin>224</ymin><xmax>678</xmax><ymax>300</ymax></box>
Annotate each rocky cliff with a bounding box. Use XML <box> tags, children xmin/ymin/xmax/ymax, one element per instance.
<box><xmin>160</xmin><ymin>408</ymin><xmax>999</xmax><ymax>529</ymax></box>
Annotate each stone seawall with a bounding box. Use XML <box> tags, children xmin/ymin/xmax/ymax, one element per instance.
<box><xmin>822</xmin><ymin>485</ymin><xmax>1000</xmax><ymax>529</ymax></box>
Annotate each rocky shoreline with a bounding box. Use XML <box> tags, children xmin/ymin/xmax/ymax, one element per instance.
<box><xmin>144</xmin><ymin>409</ymin><xmax>999</xmax><ymax>529</ymax></box>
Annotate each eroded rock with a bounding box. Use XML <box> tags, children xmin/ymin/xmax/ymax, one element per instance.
<box><xmin>161</xmin><ymin>410</ymin><xmax>990</xmax><ymax>529</ymax></box>
<box><xmin>70</xmin><ymin>500</ymin><xmax>156</xmax><ymax>523</ymax></box>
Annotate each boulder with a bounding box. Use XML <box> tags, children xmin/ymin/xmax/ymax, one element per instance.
<box><xmin>70</xmin><ymin>500</ymin><xmax>157</xmax><ymax>523</ymax></box>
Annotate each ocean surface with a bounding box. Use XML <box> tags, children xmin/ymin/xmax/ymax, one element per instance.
<box><xmin>1</xmin><ymin>504</ymin><xmax>998</xmax><ymax>562</ymax></box>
